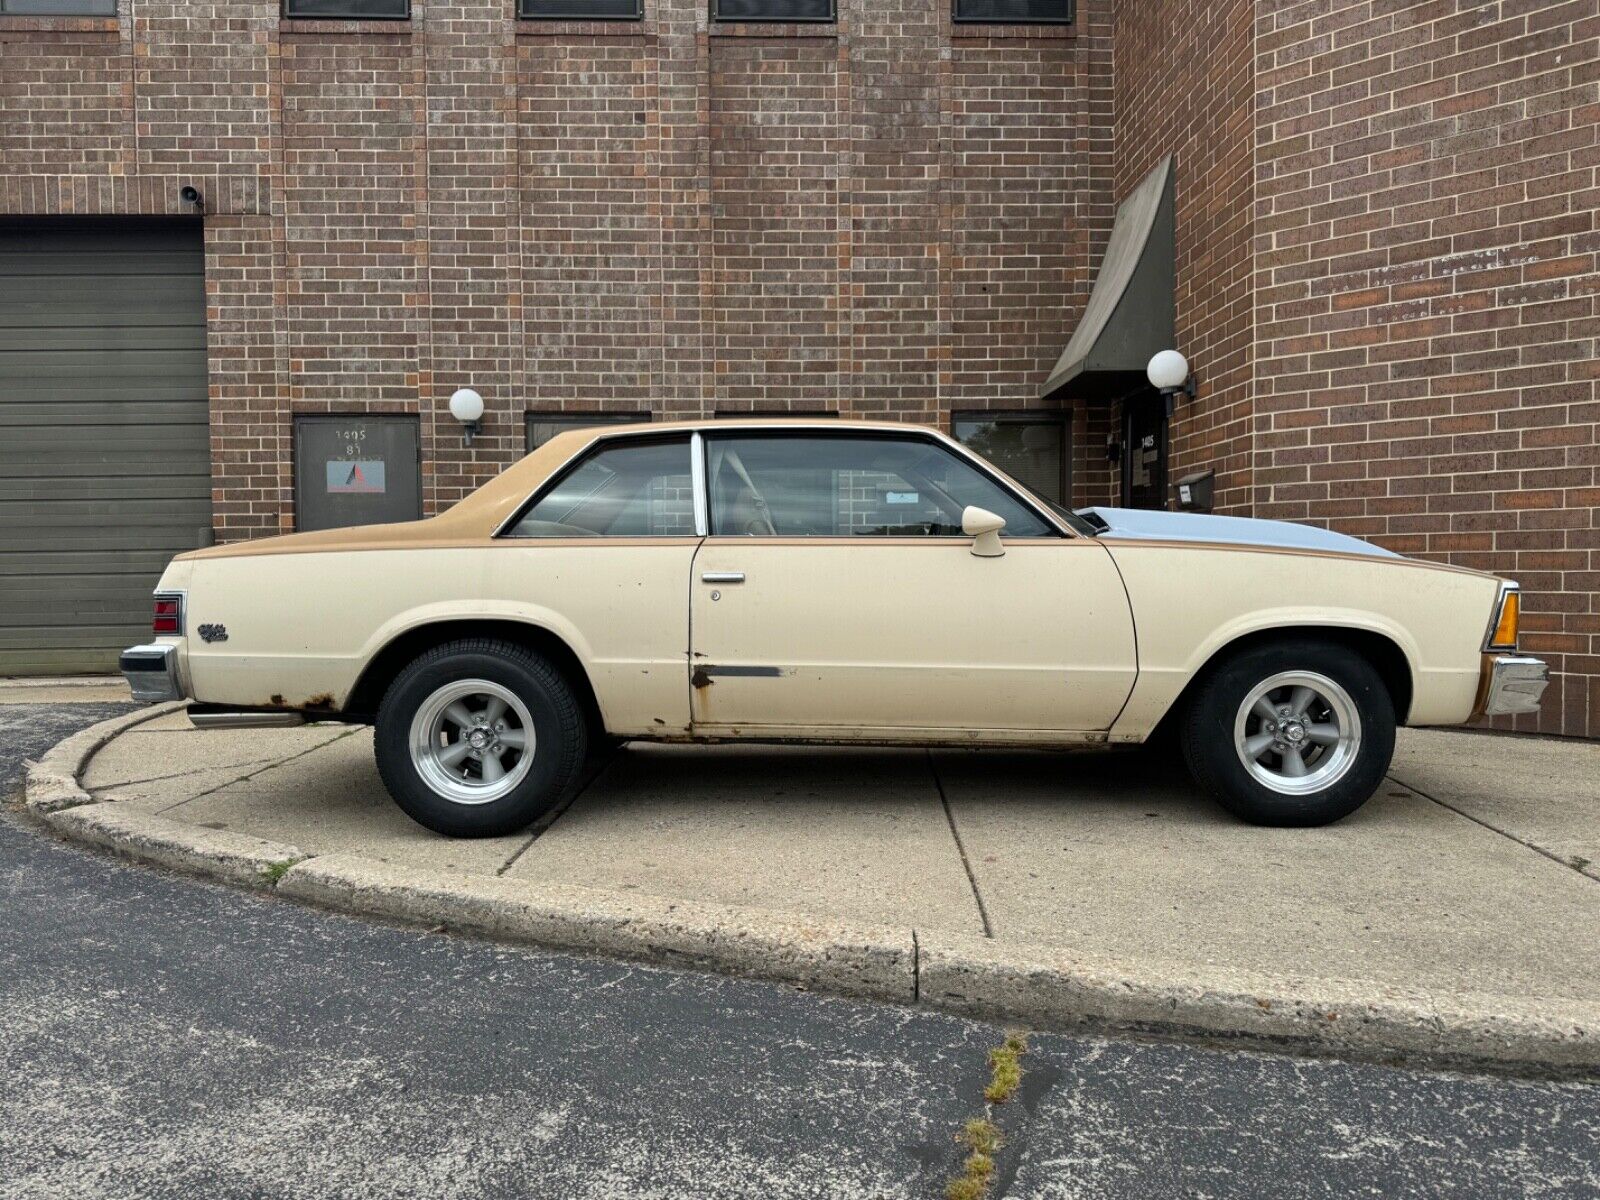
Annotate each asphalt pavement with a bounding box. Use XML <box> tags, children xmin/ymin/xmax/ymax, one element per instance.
<box><xmin>2</xmin><ymin>702</ymin><xmax>1597</xmax><ymax>1199</ymax></box>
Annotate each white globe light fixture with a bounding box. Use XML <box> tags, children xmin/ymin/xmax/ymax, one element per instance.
<box><xmin>449</xmin><ymin>388</ymin><xmax>485</xmax><ymax>446</ymax></box>
<box><xmin>1147</xmin><ymin>349</ymin><xmax>1191</xmax><ymax>393</ymax></box>
<box><xmin>1146</xmin><ymin>350</ymin><xmax>1194</xmax><ymax>417</ymax></box>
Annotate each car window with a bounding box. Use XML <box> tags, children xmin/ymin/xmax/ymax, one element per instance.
<box><xmin>707</xmin><ymin>435</ymin><xmax>1054</xmax><ymax>538</ymax></box>
<box><xmin>507</xmin><ymin>438</ymin><xmax>695</xmax><ymax>537</ymax></box>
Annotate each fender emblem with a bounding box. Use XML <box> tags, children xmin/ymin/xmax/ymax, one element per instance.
<box><xmin>198</xmin><ymin>624</ymin><xmax>229</xmax><ymax>644</ymax></box>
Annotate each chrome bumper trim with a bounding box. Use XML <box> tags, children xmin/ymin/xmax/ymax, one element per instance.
<box><xmin>119</xmin><ymin>644</ymin><xmax>184</xmax><ymax>705</ymax></box>
<box><xmin>1481</xmin><ymin>655</ymin><xmax>1549</xmax><ymax>717</ymax></box>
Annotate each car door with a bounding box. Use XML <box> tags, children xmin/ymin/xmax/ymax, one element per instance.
<box><xmin>688</xmin><ymin>431</ymin><xmax>1137</xmax><ymax>740</ymax></box>
<box><xmin>492</xmin><ymin>433</ymin><xmax>703</xmax><ymax>737</ymax></box>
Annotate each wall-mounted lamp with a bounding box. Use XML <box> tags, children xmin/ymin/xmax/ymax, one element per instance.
<box><xmin>1147</xmin><ymin>350</ymin><xmax>1194</xmax><ymax>418</ymax></box>
<box><xmin>449</xmin><ymin>388</ymin><xmax>485</xmax><ymax>446</ymax></box>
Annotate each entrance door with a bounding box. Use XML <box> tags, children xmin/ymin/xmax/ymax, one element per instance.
<box><xmin>1122</xmin><ymin>392</ymin><xmax>1168</xmax><ymax>510</ymax></box>
<box><xmin>688</xmin><ymin>432</ymin><xmax>1137</xmax><ymax>739</ymax></box>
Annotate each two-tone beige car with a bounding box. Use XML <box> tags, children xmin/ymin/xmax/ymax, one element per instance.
<box><xmin>122</xmin><ymin>419</ymin><xmax>1547</xmax><ymax>837</ymax></box>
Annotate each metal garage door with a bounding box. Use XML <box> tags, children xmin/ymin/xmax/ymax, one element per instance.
<box><xmin>0</xmin><ymin>218</ymin><xmax>211</xmax><ymax>675</ymax></box>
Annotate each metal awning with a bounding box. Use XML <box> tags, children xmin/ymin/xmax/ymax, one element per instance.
<box><xmin>1041</xmin><ymin>155</ymin><xmax>1175</xmax><ymax>402</ymax></box>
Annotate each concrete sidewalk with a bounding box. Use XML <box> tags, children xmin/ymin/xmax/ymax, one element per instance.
<box><xmin>29</xmin><ymin>707</ymin><xmax>1600</xmax><ymax>1073</ymax></box>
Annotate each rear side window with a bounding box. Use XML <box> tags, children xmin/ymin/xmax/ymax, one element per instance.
<box><xmin>707</xmin><ymin>435</ymin><xmax>1054</xmax><ymax>538</ymax></box>
<box><xmin>507</xmin><ymin>438</ymin><xmax>694</xmax><ymax>538</ymax></box>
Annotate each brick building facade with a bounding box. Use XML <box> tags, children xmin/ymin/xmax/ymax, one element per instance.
<box><xmin>1</xmin><ymin>1</ymin><xmax>1596</xmax><ymax>736</ymax></box>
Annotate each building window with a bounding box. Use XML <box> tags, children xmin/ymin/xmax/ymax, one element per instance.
<box><xmin>283</xmin><ymin>0</ymin><xmax>409</xmax><ymax>17</ymax></box>
<box><xmin>712</xmin><ymin>0</ymin><xmax>834</xmax><ymax>22</ymax></box>
<box><xmin>953</xmin><ymin>0</ymin><xmax>1073</xmax><ymax>23</ymax></box>
<box><xmin>0</xmin><ymin>0</ymin><xmax>117</xmax><ymax>13</ymax></box>
<box><xmin>519</xmin><ymin>0</ymin><xmax>642</xmax><ymax>18</ymax></box>
<box><xmin>952</xmin><ymin>413</ymin><xmax>1070</xmax><ymax>505</ymax></box>
<box><xmin>527</xmin><ymin>412</ymin><xmax>650</xmax><ymax>454</ymax></box>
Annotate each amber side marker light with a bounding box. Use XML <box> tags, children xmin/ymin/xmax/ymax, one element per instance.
<box><xmin>1488</xmin><ymin>589</ymin><xmax>1520</xmax><ymax>650</ymax></box>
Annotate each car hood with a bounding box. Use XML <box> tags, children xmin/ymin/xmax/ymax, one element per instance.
<box><xmin>1076</xmin><ymin>507</ymin><xmax>1401</xmax><ymax>559</ymax></box>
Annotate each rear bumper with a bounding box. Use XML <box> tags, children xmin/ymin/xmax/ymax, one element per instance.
<box><xmin>1476</xmin><ymin>654</ymin><xmax>1549</xmax><ymax>718</ymax></box>
<box><xmin>120</xmin><ymin>644</ymin><xmax>185</xmax><ymax>705</ymax></box>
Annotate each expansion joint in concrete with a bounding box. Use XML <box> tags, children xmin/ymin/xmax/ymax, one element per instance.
<box><xmin>1393</xmin><ymin>773</ymin><xmax>1600</xmax><ymax>885</ymax></box>
<box><xmin>927</xmin><ymin>750</ymin><xmax>993</xmax><ymax>939</ymax></box>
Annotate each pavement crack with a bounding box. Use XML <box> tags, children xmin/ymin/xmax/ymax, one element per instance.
<box><xmin>911</xmin><ymin>929</ymin><xmax>920</xmax><ymax>1004</ymax></box>
<box><xmin>927</xmin><ymin>749</ymin><xmax>994</xmax><ymax>939</ymax></box>
<box><xmin>91</xmin><ymin>759</ymin><xmax>282</xmax><ymax>791</ymax></box>
<box><xmin>153</xmin><ymin>727</ymin><xmax>364</xmax><ymax>816</ymax></box>
<box><xmin>1392</xmin><ymin>772</ymin><xmax>1599</xmax><ymax>884</ymax></box>
<box><xmin>496</xmin><ymin>742</ymin><xmax>622</xmax><ymax>877</ymax></box>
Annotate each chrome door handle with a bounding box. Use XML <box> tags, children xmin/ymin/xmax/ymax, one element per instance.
<box><xmin>701</xmin><ymin>572</ymin><xmax>745</xmax><ymax>584</ymax></box>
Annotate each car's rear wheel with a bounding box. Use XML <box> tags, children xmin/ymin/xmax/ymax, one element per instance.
<box><xmin>375</xmin><ymin>638</ymin><xmax>586</xmax><ymax>837</ymax></box>
<box><xmin>1180</xmin><ymin>639</ymin><xmax>1395</xmax><ymax>826</ymax></box>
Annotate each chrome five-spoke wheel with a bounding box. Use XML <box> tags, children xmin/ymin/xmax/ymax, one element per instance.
<box><xmin>1231</xmin><ymin>670</ymin><xmax>1361</xmax><ymax>796</ymax></box>
<box><xmin>408</xmin><ymin>678</ymin><xmax>536</xmax><ymax>806</ymax></box>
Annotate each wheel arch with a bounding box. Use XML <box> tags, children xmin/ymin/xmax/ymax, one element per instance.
<box><xmin>343</xmin><ymin>618</ymin><xmax>607</xmax><ymax>740</ymax></box>
<box><xmin>1149</xmin><ymin>624</ymin><xmax>1414</xmax><ymax>744</ymax></box>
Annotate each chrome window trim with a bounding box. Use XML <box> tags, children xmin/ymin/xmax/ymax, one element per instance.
<box><xmin>495</xmin><ymin>432</ymin><xmax>699</xmax><ymax>540</ymax></box>
<box><xmin>493</xmin><ymin>421</ymin><xmax>1078</xmax><ymax>540</ymax></box>
<box><xmin>691</xmin><ymin>432</ymin><xmax>710</xmax><ymax>537</ymax></box>
<box><xmin>699</xmin><ymin>426</ymin><xmax>1070</xmax><ymax>540</ymax></box>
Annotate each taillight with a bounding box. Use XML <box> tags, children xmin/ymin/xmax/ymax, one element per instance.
<box><xmin>1486</xmin><ymin>586</ymin><xmax>1520</xmax><ymax>651</ymax></box>
<box><xmin>152</xmin><ymin>594</ymin><xmax>183</xmax><ymax>636</ymax></box>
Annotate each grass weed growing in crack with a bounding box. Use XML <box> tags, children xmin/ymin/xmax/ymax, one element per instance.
<box><xmin>261</xmin><ymin>859</ymin><xmax>296</xmax><ymax>886</ymax></box>
<box><xmin>945</xmin><ymin>1031</ymin><xmax>1029</xmax><ymax>1200</ymax></box>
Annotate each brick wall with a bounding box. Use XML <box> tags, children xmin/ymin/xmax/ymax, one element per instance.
<box><xmin>0</xmin><ymin>0</ymin><xmax>1110</xmax><ymax>536</ymax></box>
<box><xmin>4</xmin><ymin>0</ymin><xmax>1595</xmax><ymax>735</ymax></box>
<box><xmin>1109</xmin><ymin>0</ymin><xmax>1257</xmax><ymax>513</ymax></box>
<box><xmin>1251</xmin><ymin>1</ymin><xmax>1599</xmax><ymax>737</ymax></box>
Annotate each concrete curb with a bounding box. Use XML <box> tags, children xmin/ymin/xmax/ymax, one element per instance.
<box><xmin>26</xmin><ymin>709</ymin><xmax>1600</xmax><ymax>1078</ymax></box>
<box><xmin>47</xmin><ymin>803</ymin><xmax>309</xmax><ymax>891</ymax></box>
<box><xmin>918</xmin><ymin>932</ymin><xmax>1600</xmax><ymax>1077</ymax></box>
<box><xmin>23</xmin><ymin>702</ymin><xmax>185</xmax><ymax>814</ymax></box>
<box><xmin>279</xmin><ymin>854</ymin><xmax>914</xmax><ymax>1003</ymax></box>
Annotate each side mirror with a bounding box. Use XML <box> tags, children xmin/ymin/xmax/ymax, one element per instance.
<box><xmin>962</xmin><ymin>505</ymin><xmax>1007</xmax><ymax>558</ymax></box>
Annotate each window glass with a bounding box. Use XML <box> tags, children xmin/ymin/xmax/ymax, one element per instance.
<box><xmin>1</xmin><ymin>0</ymin><xmax>118</xmax><ymax>12</ymax></box>
<box><xmin>953</xmin><ymin>0</ymin><xmax>1072</xmax><ymax>23</ymax></box>
<box><xmin>509</xmin><ymin>438</ymin><xmax>693</xmax><ymax>538</ymax></box>
<box><xmin>283</xmin><ymin>0</ymin><xmax>407</xmax><ymax>16</ymax></box>
<box><xmin>527</xmin><ymin>412</ymin><xmax>648</xmax><ymax>453</ymax></box>
<box><xmin>952</xmin><ymin>414</ymin><xmax>1068</xmax><ymax>504</ymax></box>
<box><xmin>519</xmin><ymin>0</ymin><xmax>641</xmax><ymax>18</ymax></box>
<box><xmin>708</xmin><ymin>435</ymin><xmax>1053</xmax><ymax>538</ymax></box>
<box><xmin>712</xmin><ymin>0</ymin><xmax>833</xmax><ymax>21</ymax></box>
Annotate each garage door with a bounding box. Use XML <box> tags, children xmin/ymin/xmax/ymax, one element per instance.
<box><xmin>0</xmin><ymin>218</ymin><xmax>212</xmax><ymax>675</ymax></box>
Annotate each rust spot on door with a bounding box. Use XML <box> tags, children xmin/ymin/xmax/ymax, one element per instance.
<box><xmin>691</xmin><ymin>667</ymin><xmax>713</xmax><ymax>689</ymax></box>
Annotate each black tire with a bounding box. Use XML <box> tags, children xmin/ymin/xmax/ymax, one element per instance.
<box><xmin>1180</xmin><ymin>638</ymin><xmax>1395</xmax><ymax>827</ymax></box>
<box><xmin>374</xmin><ymin>638</ymin><xmax>587</xmax><ymax>838</ymax></box>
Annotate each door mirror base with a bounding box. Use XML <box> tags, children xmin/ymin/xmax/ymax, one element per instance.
<box><xmin>962</xmin><ymin>505</ymin><xmax>1007</xmax><ymax>558</ymax></box>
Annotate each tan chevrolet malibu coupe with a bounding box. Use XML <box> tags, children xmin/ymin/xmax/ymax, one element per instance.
<box><xmin>121</xmin><ymin>419</ymin><xmax>1547</xmax><ymax>837</ymax></box>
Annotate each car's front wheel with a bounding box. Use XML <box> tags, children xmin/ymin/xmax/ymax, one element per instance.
<box><xmin>1180</xmin><ymin>639</ymin><xmax>1395</xmax><ymax>826</ymax></box>
<box><xmin>374</xmin><ymin>639</ymin><xmax>586</xmax><ymax>837</ymax></box>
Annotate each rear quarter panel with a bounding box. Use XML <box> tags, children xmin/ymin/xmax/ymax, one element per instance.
<box><xmin>180</xmin><ymin>541</ymin><xmax>698</xmax><ymax>734</ymax></box>
<box><xmin>1104</xmin><ymin>544</ymin><xmax>1501</xmax><ymax>737</ymax></box>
